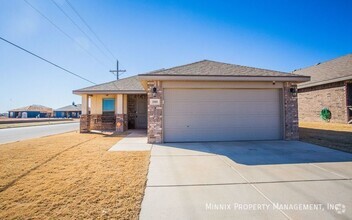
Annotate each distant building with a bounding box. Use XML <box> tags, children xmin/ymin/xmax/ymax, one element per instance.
<box><xmin>54</xmin><ymin>103</ymin><xmax>81</xmax><ymax>118</ymax></box>
<box><xmin>8</xmin><ymin>105</ymin><xmax>53</xmax><ymax>118</ymax></box>
<box><xmin>0</xmin><ymin>113</ymin><xmax>9</xmax><ymax>118</ymax></box>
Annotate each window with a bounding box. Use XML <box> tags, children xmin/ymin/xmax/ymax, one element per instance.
<box><xmin>102</xmin><ymin>98</ymin><xmax>115</xmax><ymax>112</ymax></box>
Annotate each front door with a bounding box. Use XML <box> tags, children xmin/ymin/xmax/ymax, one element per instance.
<box><xmin>136</xmin><ymin>96</ymin><xmax>147</xmax><ymax>129</ymax></box>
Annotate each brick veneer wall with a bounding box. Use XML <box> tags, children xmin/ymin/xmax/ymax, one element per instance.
<box><xmin>80</xmin><ymin>113</ymin><xmax>121</xmax><ymax>132</ymax></box>
<box><xmin>116</xmin><ymin>114</ymin><xmax>127</xmax><ymax>132</ymax></box>
<box><xmin>89</xmin><ymin>114</ymin><xmax>102</xmax><ymax>130</ymax></box>
<box><xmin>147</xmin><ymin>81</ymin><xmax>163</xmax><ymax>144</ymax></box>
<box><xmin>80</xmin><ymin>114</ymin><xmax>90</xmax><ymax>133</ymax></box>
<box><xmin>298</xmin><ymin>81</ymin><xmax>347</xmax><ymax>123</ymax></box>
<box><xmin>283</xmin><ymin>82</ymin><xmax>299</xmax><ymax>140</ymax></box>
<box><xmin>86</xmin><ymin>114</ymin><xmax>115</xmax><ymax>131</ymax></box>
<box><xmin>146</xmin><ymin>81</ymin><xmax>300</xmax><ymax>143</ymax></box>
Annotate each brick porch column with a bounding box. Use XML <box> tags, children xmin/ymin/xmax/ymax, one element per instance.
<box><xmin>147</xmin><ymin>81</ymin><xmax>163</xmax><ymax>144</ymax></box>
<box><xmin>80</xmin><ymin>94</ymin><xmax>90</xmax><ymax>133</ymax></box>
<box><xmin>284</xmin><ymin>82</ymin><xmax>299</xmax><ymax>140</ymax></box>
<box><xmin>115</xmin><ymin>94</ymin><xmax>127</xmax><ymax>132</ymax></box>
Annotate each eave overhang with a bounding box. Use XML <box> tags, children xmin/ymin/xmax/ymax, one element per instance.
<box><xmin>72</xmin><ymin>90</ymin><xmax>147</xmax><ymax>95</ymax></box>
<box><xmin>138</xmin><ymin>75</ymin><xmax>310</xmax><ymax>83</ymax></box>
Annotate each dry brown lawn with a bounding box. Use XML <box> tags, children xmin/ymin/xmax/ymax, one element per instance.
<box><xmin>0</xmin><ymin>132</ymin><xmax>150</xmax><ymax>219</ymax></box>
<box><xmin>299</xmin><ymin>122</ymin><xmax>352</xmax><ymax>153</ymax></box>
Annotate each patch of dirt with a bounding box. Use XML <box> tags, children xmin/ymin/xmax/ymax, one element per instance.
<box><xmin>0</xmin><ymin>132</ymin><xmax>150</xmax><ymax>219</ymax></box>
<box><xmin>299</xmin><ymin>122</ymin><xmax>352</xmax><ymax>153</ymax></box>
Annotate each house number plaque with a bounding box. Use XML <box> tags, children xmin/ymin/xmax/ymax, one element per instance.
<box><xmin>150</xmin><ymin>99</ymin><xmax>160</xmax><ymax>106</ymax></box>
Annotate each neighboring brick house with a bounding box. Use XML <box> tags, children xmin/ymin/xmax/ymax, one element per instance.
<box><xmin>73</xmin><ymin>60</ymin><xmax>309</xmax><ymax>143</ymax></box>
<box><xmin>295</xmin><ymin>54</ymin><xmax>352</xmax><ymax>124</ymax></box>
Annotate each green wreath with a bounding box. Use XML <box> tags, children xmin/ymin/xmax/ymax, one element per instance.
<box><xmin>320</xmin><ymin>108</ymin><xmax>331</xmax><ymax>122</ymax></box>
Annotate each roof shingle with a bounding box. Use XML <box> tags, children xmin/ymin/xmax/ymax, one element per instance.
<box><xmin>73</xmin><ymin>76</ymin><xmax>145</xmax><ymax>94</ymax></box>
<box><xmin>139</xmin><ymin>60</ymin><xmax>303</xmax><ymax>77</ymax></box>
<box><xmin>9</xmin><ymin>105</ymin><xmax>53</xmax><ymax>112</ymax></box>
<box><xmin>54</xmin><ymin>104</ymin><xmax>82</xmax><ymax>112</ymax></box>
<box><xmin>295</xmin><ymin>54</ymin><xmax>352</xmax><ymax>88</ymax></box>
<box><xmin>74</xmin><ymin>60</ymin><xmax>309</xmax><ymax>94</ymax></box>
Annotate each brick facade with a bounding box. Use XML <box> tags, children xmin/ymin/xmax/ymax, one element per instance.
<box><xmin>298</xmin><ymin>81</ymin><xmax>347</xmax><ymax>123</ymax></box>
<box><xmin>80</xmin><ymin>114</ymin><xmax>90</xmax><ymax>133</ymax></box>
<box><xmin>283</xmin><ymin>82</ymin><xmax>299</xmax><ymax>140</ymax></box>
<box><xmin>147</xmin><ymin>81</ymin><xmax>163</xmax><ymax>144</ymax></box>
<box><xmin>116</xmin><ymin>114</ymin><xmax>128</xmax><ymax>132</ymax></box>
<box><xmin>82</xmin><ymin>82</ymin><xmax>302</xmax><ymax>142</ymax></box>
<box><xmin>145</xmin><ymin>81</ymin><xmax>300</xmax><ymax>143</ymax></box>
<box><xmin>80</xmin><ymin>114</ymin><xmax>116</xmax><ymax>131</ymax></box>
<box><xmin>92</xmin><ymin>114</ymin><xmax>115</xmax><ymax>130</ymax></box>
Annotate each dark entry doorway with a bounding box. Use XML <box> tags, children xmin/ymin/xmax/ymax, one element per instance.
<box><xmin>128</xmin><ymin>94</ymin><xmax>147</xmax><ymax>129</ymax></box>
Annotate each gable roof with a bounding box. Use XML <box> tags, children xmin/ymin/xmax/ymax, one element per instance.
<box><xmin>139</xmin><ymin>60</ymin><xmax>306</xmax><ymax>78</ymax></box>
<box><xmin>54</xmin><ymin>104</ymin><xmax>82</xmax><ymax>112</ymax></box>
<box><xmin>9</xmin><ymin>105</ymin><xmax>53</xmax><ymax>113</ymax></box>
<box><xmin>294</xmin><ymin>54</ymin><xmax>352</xmax><ymax>89</ymax></box>
<box><xmin>73</xmin><ymin>76</ymin><xmax>145</xmax><ymax>94</ymax></box>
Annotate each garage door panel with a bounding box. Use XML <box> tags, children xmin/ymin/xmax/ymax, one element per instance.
<box><xmin>215</xmin><ymin>102</ymin><xmax>280</xmax><ymax>115</ymax></box>
<box><xmin>165</xmin><ymin>115</ymin><xmax>280</xmax><ymax>129</ymax></box>
<box><xmin>166</xmin><ymin>89</ymin><xmax>278</xmax><ymax>102</ymax></box>
<box><xmin>164</xmin><ymin>89</ymin><xmax>282</xmax><ymax>142</ymax></box>
<box><xmin>165</xmin><ymin>101</ymin><xmax>280</xmax><ymax>115</ymax></box>
<box><xmin>165</xmin><ymin>127</ymin><xmax>281</xmax><ymax>142</ymax></box>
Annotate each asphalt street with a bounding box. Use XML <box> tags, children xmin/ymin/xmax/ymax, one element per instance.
<box><xmin>0</xmin><ymin>122</ymin><xmax>79</xmax><ymax>145</ymax></box>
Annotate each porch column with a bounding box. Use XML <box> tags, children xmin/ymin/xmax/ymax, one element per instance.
<box><xmin>80</xmin><ymin>94</ymin><xmax>90</xmax><ymax>133</ymax></box>
<box><xmin>283</xmin><ymin>82</ymin><xmax>299</xmax><ymax>140</ymax></box>
<box><xmin>115</xmin><ymin>94</ymin><xmax>127</xmax><ymax>132</ymax></box>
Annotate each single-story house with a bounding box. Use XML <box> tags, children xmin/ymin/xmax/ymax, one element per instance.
<box><xmin>295</xmin><ymin>54</ymin><xmax>352</xmax><ymax>124</ymax></box>
<box><xmin>54</xmin><ymin>103</ymin><xmax>82</xmax><ymax>118</ymax></box>
<box><xmin>8</xmin><ymin>104</ymin><xmax>53</xmax><ymax>118</ymax></box>
<box><xmin>73</xmin><ymin>60</ymin><xmax>310</xmax><ymax>143</ymax></box>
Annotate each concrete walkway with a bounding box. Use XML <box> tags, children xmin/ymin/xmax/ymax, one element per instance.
<box><xmin>140</xmin><ymin>141</ymin><xmax>352</xmax><ymax>219</ymax></box>
<box><xmin>108</xmin><ymin>129</ymin><xmax>152</xmax><ymax>151</ymax></box>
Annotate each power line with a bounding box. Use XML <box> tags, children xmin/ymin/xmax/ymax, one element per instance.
<box><xmin>23</xmin><ymin>0</ymin><xmax>108</xmax><ymax>69</ymax></box>
<box><xmin>65</xmin><ymin>0</ymin><xmax>117</xmax><ymax>60</ymax></box>
<box><xmin>50</xmin><ymin>0</ymin><xmax>113</xmax><ymax>63</ymax></box>
<box><xmin>0</xmin><ymin>36</ymin><xmax>96</xmax><ymax>84</ymax></box>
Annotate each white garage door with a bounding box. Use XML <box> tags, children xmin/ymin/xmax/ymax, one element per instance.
<box><xmin>164</xmin><ymin>89</ymin><xmax>282</xmax><ymax>142</ymax></box>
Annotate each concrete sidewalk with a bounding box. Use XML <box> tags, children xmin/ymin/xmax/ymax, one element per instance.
<box><xmin>140</xmin><ymin>141</ymin><xmax>352</xmax><ymax>219</ymax></box>
<box><xmin>108</xmin><ymin>129</ymin><xmax>152</xmax><ymax>151</ymax></box>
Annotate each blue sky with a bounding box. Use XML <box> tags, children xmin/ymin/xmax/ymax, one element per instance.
<box><xmin>0</xmin><ymin>0</ymin><xmax>351</xmax><ymax>112</ymax></box>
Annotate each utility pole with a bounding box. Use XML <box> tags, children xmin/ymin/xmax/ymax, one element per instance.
<box><xmin>110</xmin><ymin>60</ymin><xmax>126</xmax><ymax>80</ymax></box>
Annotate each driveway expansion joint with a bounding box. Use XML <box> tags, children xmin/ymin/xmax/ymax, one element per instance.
<box><xmin>309</xmin><ymin>163</ymin><xmax>349</xmax><ymax>179</ymax></box>
<box><xmin>147</xmin><ymin>177</ymin><xmax>352</xmax><ymax>188</ymax></box>
<box><xmin>215</xmin><ymin>154</ymin><xmax>292</xmax><ymax>220</ymax></box>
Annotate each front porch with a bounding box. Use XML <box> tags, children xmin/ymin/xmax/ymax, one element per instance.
<box><xmin>79</xmin><ymin>94</ymin><xmax>147</xmax><ymax>133</ymax></box>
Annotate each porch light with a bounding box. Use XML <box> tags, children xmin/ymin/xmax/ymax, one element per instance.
<box><xmin>152</xmin><ymin>87</ymin><xmax>157</xmax><ymax>97</ymax></box>
<box><xmin>290</xmin><ymin>87</ymin><xmax>297</xmax><ymax>96</ymax></box>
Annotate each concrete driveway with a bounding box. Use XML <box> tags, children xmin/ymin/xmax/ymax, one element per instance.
<box><xmin>140</xmin><ymin>141</ymin><xmax>352</xmax><ymax>220</ymax></box>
